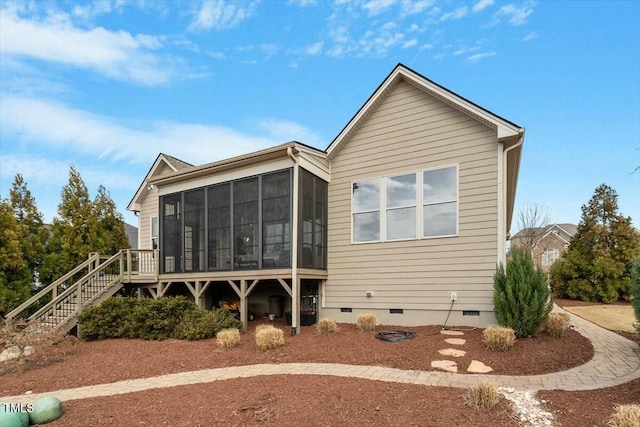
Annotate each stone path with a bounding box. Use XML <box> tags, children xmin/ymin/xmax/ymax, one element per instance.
<box><xmin>1</xmin><ymin>307</ymin><xmax>639</xmax><ymax>404</ymax></box>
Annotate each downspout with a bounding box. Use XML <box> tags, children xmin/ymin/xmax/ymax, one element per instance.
<box><xmin>287</xmin><ymin>147</ymin><xmax>300</xmax><ymax>336</ymax></box>
<box><xmin>500</xmin><ymin>132</ymin><xmax>524</xmax><ymax>265</ymax></box>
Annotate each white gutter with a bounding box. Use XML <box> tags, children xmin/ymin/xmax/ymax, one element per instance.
<box><xmin>499</xmin><ymin>133</ymin><xmax>525</xmax><ymax>265</ymax></box>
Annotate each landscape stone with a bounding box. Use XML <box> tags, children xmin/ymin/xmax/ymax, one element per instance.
<box><xmin>0</xmin><ymin>346</ymin><xmax>21</xmax><ymax>363</ymax></box>
<box><xmin>444</xmin><ymin>338</ymin><xmax>466</xmax><ymax>345</ymax></box>
<box><xmin>437</xmin><ymin>348</ymin><xmax>466</xmax><ymax>357</ymax></box>
<box><xmin>431</xmin><ymin>360</ymin><xmax>458</xmax><ymax>373</ymax></box>
<box><xmin>439</xmin><ymin>330</ymin><xmax>464</xmax><ymax>336</ymax></box>
<box><xmin>467</xmin><ymin>360</ymin><xmax>493</xmax><ymax>373</ymax></box>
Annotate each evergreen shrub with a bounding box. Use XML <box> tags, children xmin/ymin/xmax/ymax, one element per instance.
<box><xmin>78</xmin><ymin>296</ymin><xmax>241</xmax><ymax>341</ymax></box>
<box><xmin>493</xmin><ymin>249</ymin><xmax>552</xmax><ymax>338</ymax></box>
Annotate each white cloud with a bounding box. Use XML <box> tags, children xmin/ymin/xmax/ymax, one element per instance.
<box><xmin>466</xmin><ymin>51</ymin><xmax>496</xmax><ymax>63</ymax></box>
<box><xmin>287</xmin><ymin>0</ymin><xmax>318</xmax><ymax>6</ymax></box>
<box><xmin>362</xmin><ymin>0</ymin><xmax>396</xmax><ymax>16</ymax></box>
<box><xmin>491</xmin><ymin>2</ymin><xmax>535</xmax><ymax>26</ymax></box>
<box><xmin>188</xmin><ymin>0</ymin><xmax>258</xmax><ymax>31</ymax></box>
<box><xmin>523</xmin><ymin>31</ymin><xmax>538</xmax><ymax>41</ymax></box>
<box><xmin>0</xmin><ymin>97</ymin><xmax>324</xmax><ymax>166</ymax></box>
<box><xmin>400</xmin><ymin>0</ymin><xmax>433</xmax><ymax>15</ymax></box>
<box><xmin>402</xmin><ymin>39</ymin><xmax>418</xmax><ymax>49</ymax></box>
<box><xmin>472</xmin><ymin>0</ymin><xmax>494</xmax><ymax>13</ymax></box>
<box><xmin>0</xmin><ymin>6</ymin><xmax>175</xmax><ymax>86</ymax></box>
<box><xmin>440</xmin><ymin>6</ymin><xmax>468</xmax><ymax>22</ymax></box>
<box><xmin>0</xmin><ymin>154</ymin><xmax>139</xmax><ymax>191</ymax></box>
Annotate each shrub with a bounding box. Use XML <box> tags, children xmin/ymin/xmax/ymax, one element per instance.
<box><xmin>545</xmin><ymin>312</ymin><xmax>571</xmax><ymax>337</ymax></box>
<box><xmin>315</xmin><ymin>318</ymin><xmax>339</xmax><ymax>334</ymax></box>
<box><xmin>608</xmin><ymin>404</ymin><xmax>640</xmax><ymax>427</ymax></box>
<box><xmin>356</xmin><ymin>313</ymin><xmax>377</xmax><ymax>332</ymax></box>
<box><xmin>633</xmin><ymin>258</ymin><xmax>640</xmax><ymax>333</ymax></box>
<box><xmin>255</xmin><ymin>326</ymin><xmax>285</xmax><ymax>351</ymax></box>
<box><xmin>131</xmin><ymin>297</ymin><xmax>196</xmax><ymax>340</ymax></box>
<box><xmin>78</xmin><ymin>297</ymin><xmax>139</xmax><ymax>340</ymax></box>
<box><xmin>464</xmin><ymin>381</ymin><xmax>500</xmax><ymax>411</ymax></box>
<box><xmin>78</xmin><ymin>297</ymin><xmax>241</xmax><ymax>341</ymax></box>
<box><xmin>216</xmin><ymin>328</ymin><xmax>241</xmax><ymax>348</ymax></box>
<box><xmin>255</xmin><ymin>324</ymin><xmax>275</xmax><ymax>333</ymax></box>
<box><xmin>482</xmin><ymin>325</ymin><xmax>516</xmax><ymax>352</ymax></box>
<box><xmin>174</xmin><ymin>310</ymin><xmax>221</xmax><ymax>341</ymax></box>
<box><xmin>494</xmin><ymin>249</ymin><xmax>553</xmax><ymax>337</ymax></box>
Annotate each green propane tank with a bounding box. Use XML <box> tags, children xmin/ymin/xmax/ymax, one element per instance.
<box><xmin>29</xmin><ymin>396</ymin><xmax>63</xmax><ymax>424</ymax></box>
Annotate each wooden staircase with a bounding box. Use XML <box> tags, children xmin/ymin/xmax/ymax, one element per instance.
<box><xmin>5</xmin><ymin>250</ymin><xmax>158</xmax><ymax>333</ymax></box>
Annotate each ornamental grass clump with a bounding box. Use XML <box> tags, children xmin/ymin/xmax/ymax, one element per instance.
<box><xmin>356</xmin><ymin>313</ymin><xmax>377</xmax><ymax>332</ymax></box>
<box><xmin>464</xmin><ymin>381</ymin><xmax>500</xmax><ymax>411</ymax></box>
<box><xmin>255</xmin><ymin>326</ymin><xmax>285</xmax><ymax>351</ymax></box>
<box><xmin>545</xmin><ymin>312</ymin><xmax>571</xmax><ymax>337</ymax></box>
<box><xmin>255</xmin><ymin>324</ymin><xmax>275</xmax><ymax>333</ymax></box>
<box><xmin>608</xmin><ymin>404</ymin><xmax>640</xmax><ymax>427</ymax></box>
<box><xmin>315</xmin><ymin>318</ymin><xmax>339</xmax><ymax>334</ymax></box>
<box><xmin>493</xmin><ymin>249</ymin><xmax>553</xmax><ymax>338</ymax></box>
<box><xmin>482</xmin><ymin>325</ymin><xmax>516</xmax><ymax>352</ymax></box>
<box><xmin>216</xmin><ymin>328</ymin><xmax>241</xmax><ymax>349</ymax></box>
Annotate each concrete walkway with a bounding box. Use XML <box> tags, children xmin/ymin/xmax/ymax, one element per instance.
<box><xmin>2</xmin><ymin>308</ymin><xmax>639</xmax><ymax>404</ymax></box>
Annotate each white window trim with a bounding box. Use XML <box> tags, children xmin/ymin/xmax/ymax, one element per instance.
<box><xmin>351</xmin><ymin>164</ymin><xmax>459</xmax><ymax>244</ymax></box>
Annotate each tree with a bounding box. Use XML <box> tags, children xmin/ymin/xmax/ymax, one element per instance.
<box><xmin>510</xmin><ymin>203</ymin><xmax>550</xmax><ymax>255</ymax></box>
<box><xmin>550</xmin><ymin>184</ymin><xmax>640</xmax><ymax>302</ymax></box>
<box><xmin>9</xmin><ymin>173</ymin><xmax>48</xmax><ymax>288</ymax></box>
<box><xmin>93</xmin><ymin>185</ymin><xmax>130</xmax><ymax>254</ymax></box>
<box><xmin>493</xmin><ymin>249</ymin><xmax>552</xmax><ymax>337</ymax></box>
<box><xmin>41</xmin><ymin>166</ymin><xmax>130</xmax><ymax>285</ymax></box>
<box><xmin>0</xmin><ymin>200</ymin><xmax>31</xmax><ymax>316</ymax></box>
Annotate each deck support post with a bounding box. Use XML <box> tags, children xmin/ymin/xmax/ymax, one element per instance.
<box><xmin>240</xmin><ymin>279</ymin><xmax>248</xmax><ymax>332</ymax></box>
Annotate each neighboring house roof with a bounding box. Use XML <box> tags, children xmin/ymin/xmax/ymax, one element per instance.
<box><xmin>127</xmin><ymin>153</ymin><xmax>194</xmax><ymax>212</ymax></box>
<box><xmin>511</xmin><ymin>223</ymin><xmax>578</xmax><ymax>246</ymax></box>
<box><xmin>124</xmin><ymin>223</ymin><xmax>138</xmax><ymax>249</ymax></box>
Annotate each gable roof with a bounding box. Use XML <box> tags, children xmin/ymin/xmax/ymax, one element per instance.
<box><xmin>511</xmin><ymin>223</ymin><xmax>578</xmax><ymax>245</ymax></box>
<box><xmin>127</xmin><ymin>153</ymin><xmax>194</xmax><ymax>212</ymax></box>
<box><xmin>325</xmin><ymin>62</ymin><xmax>525</xmax><ymax>233</ymax></box>
<box><xmin>325</xmin><ymin>63</ymin><xmax>524</xmax><ymax>159</ymax></box>
<box><xmin>148</xmin><ymin>141</ymin><xmax>327</xmax><ymax>187</ymax></box>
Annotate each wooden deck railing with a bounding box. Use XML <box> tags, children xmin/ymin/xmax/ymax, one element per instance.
<box><xmin>5</xmin><ymin>249</ymin><xmax>159</xmax><ymax>331</ymax></box>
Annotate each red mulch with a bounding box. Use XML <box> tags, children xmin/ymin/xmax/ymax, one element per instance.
<box><xmin>2</xmin><ymin>316</ymin><xmax>637</xmax><ymax>426</ymax></box>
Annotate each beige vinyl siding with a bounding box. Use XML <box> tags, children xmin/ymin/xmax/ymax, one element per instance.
<box><xmin>326</xmin><ymin>80</ymin><xmax>499</xmax><ymax>314</ymax></box>
<box><xmin>139</xmin><ymin>190</ymin><xmax>159</xmax><ymax>250</ymax></box>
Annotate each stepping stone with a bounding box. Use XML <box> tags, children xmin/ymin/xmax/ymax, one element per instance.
<box><xmin>467</xmin><ymin>360</ymin><xmax>493</xmax><ymax>373</ymax></box>
<box><xmin>438</xmin><ymin>348</ymin><xmax>466</xmax><ymax>357</ymax></box>
<box><xmin>431</xmin><ymin>360</ymin><xmax>458</xmax><ymax>373</ymax></box>
<box><xmin>444</xmin><ymin>338</ymin><xmax>466</xmax><ymax>345</ymax></box>
<box><xmin>440</xmin><ymin>330</ymin><xmax>464</xmax><ymax>336</ymax></box>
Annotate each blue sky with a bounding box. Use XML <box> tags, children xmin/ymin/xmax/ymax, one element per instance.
<box><xmin>1</xmin><ymin>0</ymin><xmax>638</xmax><ymax>233</ymax></box>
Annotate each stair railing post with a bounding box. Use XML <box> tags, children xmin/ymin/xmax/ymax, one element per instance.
<box><xmin>127</xmin><ymin>249</ymin><xmax>132</xmax><ymax>283</ymax></box>
<box><xmin>154</xmin><ymin>249</ymin><xmax>159</xmax><ymax>281</ymax></box>
<box><xmin>119</xmin><ymin>250</ymin><xmax>124</xmax><ymax>282</ymax></box>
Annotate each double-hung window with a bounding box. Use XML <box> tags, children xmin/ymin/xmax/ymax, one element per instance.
<box><xmin>352</xmin><ymin>165</ymin><xmax>458</xmax><ymax>243</ymax></box>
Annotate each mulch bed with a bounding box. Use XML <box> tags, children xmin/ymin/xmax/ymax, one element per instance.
<box><xmin>45</xmin><ymin>376</ymin><xmax>519</xmax><ymax>427</ymax></box>
<box><xmin>0</xmin><ymin>321</ymin><xmax>593</xmax><ymax>397</ymax></box>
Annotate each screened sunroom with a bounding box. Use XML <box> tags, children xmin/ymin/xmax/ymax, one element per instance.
<box><xmin>160</xmin><ymin>167</ymin><xmax>327</xmax><ymax>274</ymax></box>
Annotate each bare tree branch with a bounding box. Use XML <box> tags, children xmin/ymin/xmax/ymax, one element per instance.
<box><xmin>511</xmin><ymin>204</ymin><xmax>551</xmax><ymax>254</ymax></box>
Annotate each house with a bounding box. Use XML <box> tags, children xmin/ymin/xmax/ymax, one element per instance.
<box><xmin>510</xmin><ymin>223</ymin><xmax>577</xmax><ymax>272</ymax></box>
<box><xmin>124</xmin><ymin>63</ymin><xmax>525</xmax><ymax>333</ymax></box>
